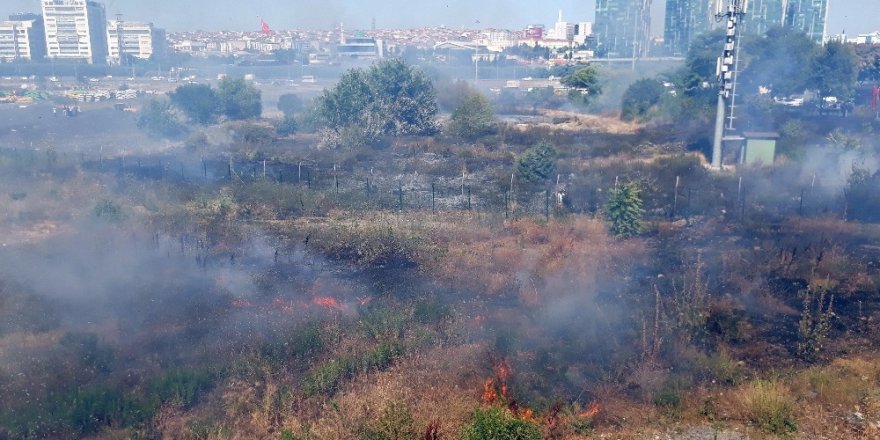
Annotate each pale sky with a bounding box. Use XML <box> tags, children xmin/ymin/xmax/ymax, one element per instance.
<box><xmin>5</xmin><ymin>0</ymin><xmax>874</xmax><ymax>35</ymax></box>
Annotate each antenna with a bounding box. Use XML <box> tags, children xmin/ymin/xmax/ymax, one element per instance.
<box><xmin>710</xmin><ymin>0</ymin><xmax>746</xmax><ymax>169</ymax></box>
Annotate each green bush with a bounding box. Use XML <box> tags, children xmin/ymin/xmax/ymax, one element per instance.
<box><xmin>150</xmin><ymin>368</ymin><xmax>214</xmax><ymax>408</ymax></box>
<box><xmin>516</xmin><ymin>140</ymin><xmax>557</xmax><ymax>184</ymax></box>
<box><xmin>605</xmin><ymin>182</ymin><xmax>643</xmax><ymax>238</ymax></box>
<box><xmin>460</xmin><ymin>406</ymin><xmax>542</xmax><ymax>440</ymax></box>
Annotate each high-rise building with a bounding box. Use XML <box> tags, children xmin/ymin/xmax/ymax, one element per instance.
<box><xmin>742</xmin><ymin>0</ymin><xmax>787</xmax><ymax>36</ymax></box>
<box><xmin>107</xmin><ymin>20</ymin><xmax>161</xmax><ymax>64</ymax></box>
<box><xmin>0</xmin><ymin>14</ymin><xmax>46</xmax><ymax>61</ymax></box>
<box><xmin>41</xmin><ymin>0</ymin><xmax>108</xmax><ymax>64</ymax></box>
<box><xmin>784</xmin><ymin>0</ymin><xmax>828</xmax><ymax>43</ymax></box>
<box><xmin>663</xmin><ymin>0</ymin><xmax>713</xmax><ymax>56</ymax></box>
<box><xmin>742</xmin><ymin>0</ymin><xmax>828</xmax><ymax>43</ymax></box>
<box><xmin>594</xmin><ymin>0</ymin><xmax>651</xmax><ymax>58</ymax></box>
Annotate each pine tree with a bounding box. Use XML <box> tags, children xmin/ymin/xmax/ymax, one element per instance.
<box><xmin>606</xmin><ymin>182</ymin><xmax>644</xmax><ymax>238</ymax></box>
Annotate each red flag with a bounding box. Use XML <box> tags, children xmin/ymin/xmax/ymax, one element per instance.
<box><xmin>260</xmin><ymin>18</ymin><xmax>272</xmax><ymax>35</ymax></box>
<box><xmin>872</xmin><ymin>85</ymin><xmax>879</xmax><ymax>112</ymax></box>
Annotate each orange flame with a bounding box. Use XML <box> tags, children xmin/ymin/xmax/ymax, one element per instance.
<box><xmin>579</xmin><ymin>400</ymin><xmax>600</xmax><ymax>419</ymax></box>
<box><xmin>521</xmin><ymin>407</ymin><xmax>534</xmax><ymax>421</ymax></box>
<box><xmin>482</xmin><ymin>378</ymin><xmax>497</xmax><ymax>404</ymax></box>
<box><xmin>312</xmin><ymin>296</ymin><xmax>340</xmax><ymax>309</ymax></box>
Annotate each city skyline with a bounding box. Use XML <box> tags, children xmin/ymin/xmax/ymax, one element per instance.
<box><xmin>3</xmin><ymin>0</ymin><xmax>872</xmax><ymax>36</ymax></box>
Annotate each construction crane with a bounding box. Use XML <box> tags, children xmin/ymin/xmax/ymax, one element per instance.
<box><xmin>711</xmin><ymin>0</ymin><xmax>747</xmax><ymax>169</ymax></box>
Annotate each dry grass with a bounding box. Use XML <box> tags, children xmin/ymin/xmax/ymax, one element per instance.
<box><xmin>735</xmin><ymin>379</ymin><xmax>797</xmax><ymax>435</ymax></box>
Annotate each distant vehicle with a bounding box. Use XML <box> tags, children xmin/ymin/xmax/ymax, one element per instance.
<box><xmin>48</xmin><ymin>76</ymin><xmax>60</xmax><ymax>82</ymax></box>
<box><xmin>88</xmin><ymin>77</ymin><xmax>100</xmax><ymax>82</ymax></box>
<box><xmin>301</xmin><ymin>75</ymin><xmax>316</xmax><ymax>83</ymax></box>
<box><xmin>505</xmin><ymin>80</ymin><xmax>521</xmax><ymax>88</ymax></box>
<box><xmin>774</xmin><ymin>96</ymin><xmax>804</xmax><ymax>107</ymax></box>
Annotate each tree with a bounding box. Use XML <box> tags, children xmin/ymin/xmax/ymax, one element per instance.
<box><xmin>218</xmin><ymin>77</ymin><xmax>262</xmax><ymax>120</ymax></box>
<box><xmin>137</xmin><ymin>99</ymin><xmax>187</xmax><ymax>138</ymax></box>
<box><xmin>811</xmin><ymin>41</ymin><xmax>859</xmax><ymax>100</ymax></box>
<box><xmin>741</xmin><ymin>27</ymin><xmax>818</xmax><ymax>97</ymax></box>
<box><xmin>169</xmin><ymin>84</ymin><xmax>220</xmax><ymax>124</ymax></box>
<box><xmin>314</xmin><ymin>58</ymin><xmax>438</xmax><ymax>140</ymax></box>
<box><xmin>560</xmin><ymin>65</ymin><xmax>602</xmax><ymax>107</ymax></box>
<box><xmin>365</xmin><ymin>58</ymin><xmax>439</xmax><ymax>136</ymax></box>
<box><xmin>620</xmin><ymin>78</ymin><xmax>665</xmax><ymax>121</ymax></box>
<box><xmin>606</xmin><ymin>182</ymin><xmax>643</xmax><ymax>238</ymax></box>
<box><xmin>277</xmin><ymin>93</ymin><xmax>304</xmax><ymax>116</ymax></box>
<box><xmin>448</xmin><ymin>93</ymin><xmax>496</xmax><ymax>140</ymax></box>
<box><xmin>516</xmin><ymin>141</ymin><xmax>557</xmax><ymax>184</ymax></box>
<box><xmin>315</xmin><ymin>68</ymin><xmax>374</xmax><ymax>130</ymax></box>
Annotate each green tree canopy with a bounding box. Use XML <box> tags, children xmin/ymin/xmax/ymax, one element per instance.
<box><xmin>447</xmin><ymin>93</ymin><xmax>496</xmax><ymax>140</ymax></box>
<box><xmin>137</xmin><ymin>99</ymin><xmax>187</xmax><ymax>138</ymax></box>
<box><xmin>560</xmin><ymin>65</ymin><xmax>602</xmax><ymax>107</ymax></box>
<box><xmin>169</xmin><ymin>83</ymin><xmax>220</xmax><ymax>124</ymax></box>
<box><xmin>277</xmin><ymin>93</ymin><xmax>304</xmax><ymax>116</ymax></box>
<box><xmin>218</xmin><ymin>77</ymin><xmax>262</xmax><ymax>120</ymax></box>
<box><xmin>811</xmin><ymin>41</ymin><xmax>860</xmax><ymax>100</ymax></box>
<box><xmin>620</xmin><ymin>78</ymin><xmax>666</xmax><ymax>121</ymax></box>
<box><xmin>516</xmin><ymin>141</ymin><xmax>557</xmax><ymax>184</ymax></box>
<box><xmin>741</xmin><ymin>27</ymin><xmax>818</xmax><ymax>97</ymax></box>
<box><xmin>606</xmin><ymin>182</ymin><xmax>644</xmax><ymax>238</ymax></box>
<box><xmin>314</xmin><ymin>59</ymin><xmax>438</xmax><ymax>139</ymax></box>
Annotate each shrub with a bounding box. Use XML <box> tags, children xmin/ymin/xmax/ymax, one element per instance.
<box><xmin>796</xmin><ymin>283</ymin><xmax>835</xmax><ymax>361</ymax></box>
<box><xmin>448</xmin><ymin>93</ymin><xmax>497</xmax><ymax>140</ymax></box>
<box><xmin>738</xmin><ymin>380</ymin><xmax>797</xmax><ymax>435</ymax></box>
<box><xmin>276</xmin><ymin>115</ymin><xmax>298</xmax><ymax>137</ymax></box>
<box><xmin>605</xmin><ymin>182</ymin><xmax>643</xmax><ymax>238</ymax></box>
<box><xmin>516</xmin><ymin>140</ymin><xmax>557</xmax><ymax>184</ymax></box>
<box><xmin>150</xmin><ymin>368</ymin><xmax>214</xmax><ymax>409</ymax></box>
<box><xmin>460</xmin><ymin>407</ymin><xmax>542</xmax><ymax>440</ymax></box>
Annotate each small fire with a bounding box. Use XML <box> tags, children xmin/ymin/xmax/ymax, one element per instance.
<box><xmin>312</xmin><ymin>296</ymin><xmax>341</xmax><ymax>310</ymax></box>
<box><xmin>357</xmin><ymin>295</ymin><xmax>372</xmax><ymax>306</ymax></box>
<box><xmin>482</xmin><ymin>378</ymin><xmax>497</xmax><ymax>404</ymax></box>
<box><xmin>579</xmin><ymin>400</ymin><xmax>601</xmax><ymax>419</ymax></box>
<box><xmin>521</xmin><ymin>407</ymin><xmax>534</xmax><ymax>421</ymax></box>
<box><xmin>494</xmin><ymin>359</ymin><xmax>511</xmax><ymax>399</ymax></box>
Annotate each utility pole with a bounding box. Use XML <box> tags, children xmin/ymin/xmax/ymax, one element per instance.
<box><xmin>711</xmin><ymin>0</ymin><xmax>746</xmax><ymax>169</ymax></box>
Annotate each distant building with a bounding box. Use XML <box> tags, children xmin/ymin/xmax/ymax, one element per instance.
<box><xmin>663</xmin><ymin>0</ymin><xmax>714</xmax><ymax>56</ymax></box>
<box><xmin>547</xmin><ymin>10</ymin><xmax>575</xmax><ymax>41</ymax></box>
<box><xmin>784</xmin><ymin>0</ymin><xmax>828</xmax><ymax>43</ymax></box>
<box><xmin>524</xmin><ymin>24</ymin><xmax>545</xmax><ymax>40</ymax></box>
<box><xmin>594</xmin><ymin>0</ymin><xmax>651</xmax><ymax>58</ymax></box>
<box><xmin>107</xmin><ymin>20</ymin><xmax>161</xmax><ymax>63</ymax></box>
<box><xmin>742</xmin><ymin>0</ymin><xmax>828</xmax><ymax>43</ymax></box>
<box><xmin>574</xmin><ymin>22</ymin><xmax>593</xmax><ymax>45</ymax></box>
<box><xmin>41</xmin><ymin>0</ymin><xmax>108</xmax><ymax>64</ymax></box>
<box><xmin>0</xmin><ymin>16</ymin><xmax>46</xmax><ymax>61</ymax></box>
<box><xmin>337</xmin><ymin>36</ymin><xmax>383</xmax><ymax>59</ymax></box>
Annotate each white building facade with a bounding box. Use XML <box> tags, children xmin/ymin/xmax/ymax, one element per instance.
<box><xmin>41</xmin><ymin>0</ymin><xmax>108</xmax><ymax>64</ymax></box>
<box><xmin>107</xmin><ymin>20</ymin><xmax>156</xmax><ymax>63</ymax></box>
<box><xmin>0</xmin><ymin>19</ymin><xmax>46</xmax><ymax>61</ymax></box>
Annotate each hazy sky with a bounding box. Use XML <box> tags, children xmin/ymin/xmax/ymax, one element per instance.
<box><xmin>5</xmin><ymin>0</ymin><xmax>874</xmax><ymax>35</ymax></box>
